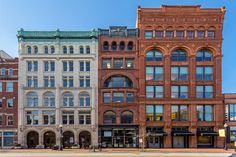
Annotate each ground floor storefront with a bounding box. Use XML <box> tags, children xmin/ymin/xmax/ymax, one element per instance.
<box><xmin>0</xmin><ymin>130</ymin><xmax>17</xmax><ymax>148</ymax></box>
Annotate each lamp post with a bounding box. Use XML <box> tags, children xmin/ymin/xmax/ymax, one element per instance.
<box><xmin>59</xmin><ymin>124</ymin><xmax>63</xmax><ymax>151</ymax></box>
<box><xmin>224</xmin><ymin>123</ymin><xmax>228</xmax><ymax>150</ymax></box>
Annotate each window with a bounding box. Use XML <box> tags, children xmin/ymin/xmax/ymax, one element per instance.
<box><xmin>0</xmin><ymin>99</ymin><xmax>2</xmax><ymax>108</ymax></box>
<box><xmin>166</xmin><ymin>31</ymin><xmax>174</xmax><ymax>38</ymax></box>
<box><xmin>44</xmin><ymin>76</ymin><xmax>55</xmax><ymax>87</ymax></box>
<box><xmin>0</xmin><ymin>115</ymin><xmax>2</xmax><ymax>125</ymax></box>
<box><xmin>103</xmin><ymin>111</ymin><xmax>116</xmax><ymax>124</ymax></box>
<box><xmin>126</xmin><ymin>93</ymin><xmax>134</xmax><ymax>103</ymax></box>
<box><xmin>196</xmin><ymin>66</ymin><xmax>213</xmax><ymax>81</ymax></box>
<box><xmin>63</xmin><ymin>46</ymin><xmax>67</xmax><ymax>54</ymax></box>
<box><xmin>7</xmin><ymin>116</ymin><xmax>13</xmax><ymax>125</ymax></box>
<box><xmin>80</xmin><ymin>46</ymin><xmax>84</xmax><ymax>54</ymax></box>
<box><xmin>79</xmin><ymin>111</ymin><xmax>91</xmax><ymax>124</ymax></box>
<box><xmin>229</xmin><ymin>104</ymin><xmax>236</xmax><ymax>121</ymax></box>
<box><xmin>196</xmin><ymin>86</ymin><xmax>213</xmax><ymax>98</ymax></box>
<box><xmin>104</xmin><ymin>76</ymin><xmax>132</xmax><ymax>88</ymax></box>
<box><xmin>146</xmin><ymin>105</ymin><xmax>163</xmax><ymax>121</ymax></box>
<box><xmin>80</xmin><ymin>61</ymin><xmax>90</xmax><ymax>72</ymax></box>
<box><xmin>62</xmin><ymin>111</ymin><xmax>74</xmax><ymax>124</ymax></box>
<box><xmin>50</xmin><ymin>46</ymin><xmax>55</xmax><ymax>54</ymax></box>
<box><xmin>114</xmin><ymin>59</ymin><xmax>123</xmax><ymax>69</ymax></box>
<box><xmin>145</xmin><ymin>31</ymin><xmax>153</xmax><ymax>39</ymax></box>
<box><xmin>1</xmin><ymin>68</ymin><xmax>6</xmax><ymax>76</ymax></box>
<box><xmin>196</xmin><ymin>49</ymin><xmax>213</xmax><ymax>61</ymax></box>
<box><xmin>8</xmin><ymin>68</ymin><xmax>13</xmax><ymax>76</ymax></box>
<box><xmin>43</xmin><ymin>111</ymin><xmax>55</xmax><ymax>125</ymax></box>
<box><xmin>69</xmin><ymin>46</ymin><xmax>73</xmax><ymax>54</ymax></box>
<box><xmin>111</xmin><ymin>41</ymin><xmax>117</xmax><ymax>51</ymax></box>
<box><xmin>125</xmin><ymin>59</ymin><xmax>134</xmax><ymax>69</ymax></box>
<box><xmin>121</xmin><ymin>111</ymin><xmax>133</xmax><ymax>124</ymax></box>
<box><xmin>27</xmin><ymin>61</ymin><xmax>38</xmax><ymax>72</ymax></box>
<box><xmin>27</xmin><ymin>76</ymin><xmax>38</xmax><ymax>87</ymax></box>
<box><xmin>146</xmin><ymin>86</ymin><xmax>164</xmax><ymax>98</ymax></box>
<box><xmin>0</xmin><ymin>82</ymin><xmax>2</xmax><ymax>92</ymax></box>
<box><xmin>63</xmin><ymin>92</ymin><xmax>74</xmax><ymax>107</ymax></box>
<box><xmin>44</xmin><ymin>61</ymin><xmax>55</xmax><ymax>72</ymax></box>
<box><xmin>43</xmin><ymin>92</ymin><xmax>55</xmax><ymax>107</ymax></box>
<box><xmin>171</xmin><ymin>66</ymin><xmax>188</xmax><ymax>81</ymax></box>
<box><xmin>63</xmin><ymin>76</ymin><xmax>73</xmax><ymax>87</ymax></box>
<box><xmin>207</xmin><ymin>31</ymin><xmax>215</xmax><ymax>39</ymax></box>
<box><xmin>176</xmin><ymin>31</ymin><xmax>184</xmax><ymax>38</ymax></box>
<box><xmin>33</xmin><ymin>46</ymin><xmax>38</xmax><ymax>54</ymax></box>
<box><xmin>146</xmin><ymin>66</ymin><xmax>163</xmax><ymax>81</ymax></box>
<box><xmin>27</xmin><ymin>92</ymin><xmax>38</xmax><ymax>107</ymax></box>
<box><xmin>103</xmin><ymin>93</ymin><xmax>111</xmax><ymax>103</ymax></box>
<box><xmin>119</xmin><ymin>41</ymin><xmax>125</xmax><ymax>50</ymax></box>
<box><xmin>103</xmin><ymin>41</ymin><xmax>109</xmax><ymax>51</ymax></box>
<box><xmin>79</xmin><ymin>92</ymin><xmax>90</xmax><ymax>107</ymax></box>
<box><xmin>197</xmin><ymin>105</ymin><xmax>213</xmax><ymax>121</ymax></box>
<box><xmin>156</xmin><ymin>31</ymin><xmax>163</xmax><ymax>38</ymax></box>
<box><xmin>146</xmin><ymin>50</ymin><xmax>162</xmax><ymax>61</ymax></box>
<box><xmin>198</xmin><ymin>31</ymin><xmax>205</xmax><ymax>39</ymax></box>
<box><xmin>113</xmin><ymin>93</ymin><xmax>124</xmax><ymax>103</ymax></box>
<box><xmin>127</xmin><ymin>41</ymin><xmax>133</xmax><ymax>51</ymax></box>
<box><xmin>171</xmin><ymin>50</ymin><xmax>187</xmax><ymax>61</ymax></box>
<box><xmin>79</xmin><ymin>76</ymin><xmax>90</xmax><ymax>87</ymax></box>
<box><xmin>171</xmin><ymin>86</ymin><xmax>188</xmax><ymax>98</ymax></box>
<box><xmin>102</xmin><ymin>59</ymin><xmax>112</xmax><ymax>69</ymax></box>
<box><xmin>6</xmin><ymin>82</ymin><xmax>13</xmax><ymax>92</ymax></box>
<box><xmin>230</xmin><ymin>127</ymin><xmax>236</xmax><ymax>142</ymax></box>
<box><xmin>63</xmin><ymin>61</ymin><xmax>73</xmax><ymax>72</ymax></box>
<box><xmin>26</xmin><ymin>111</ymin><xmax>39</xmax><ymax>125</ymax></box>
<box><xmin>44</xmin><ymin>46</ymin><xmax>49</xmax><ymax>54</ymax></box>
<box><xmin>187</xmin><ymin>31</ymin><xmax>194</xmax><ymax>39</ymax></box>
<box><xmin>27</xmin><ymin>46</ymin><xmax>31</xmax><ymax>54</ymax></box>
<box><xmin>86</xmin><ymin>46</ymin><xmax>90</xmax><ymax>54</ymax></box>
<box><xmin>7</xmin><ymin>99</ymin><xmax>13</xmax><ymax>108</ymax></box>
<box><xmin>171</xmin><ymin>105</ymin><xmax>188</xmax><ymax>121</ymax></box>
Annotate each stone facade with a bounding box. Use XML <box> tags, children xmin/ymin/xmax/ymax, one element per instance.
<box><xmin>17</xmin><ymin>29</ymin><xmax>98</xmax><ymax>148</ymax></box>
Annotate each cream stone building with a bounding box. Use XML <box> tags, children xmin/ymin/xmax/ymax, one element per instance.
<box><xmin>17</xmin><ymin>29</ymin><xmax>98</xmax><ymax>148</ymax></box>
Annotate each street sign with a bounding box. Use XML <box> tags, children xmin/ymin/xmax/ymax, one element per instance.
<box><xmin>219</xmin><ymin>129</ymin><xmax>225</xmax><ymax>137</ymax></box>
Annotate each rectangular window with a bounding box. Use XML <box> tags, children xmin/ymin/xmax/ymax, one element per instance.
<box><xmin>1</xmin><ymin>68</ymin><xmax>6</xmax><ymax>75</ymax></box>
<box><xmin>146</xmin><ymin>105</ymin><xmax>163</xmax><ymax>121</ymax></box>
<box><xmin>171</xmin><ymin>105</ymin><xmax>188</xmax><ymax>121</ymax></box>
<box><xmin>80</xmin><ymin>61</ymin><xmax>90</xmax><ymax>72</ymax></box>
<box><xmin>166</xmin><ymin>31</ymin><xmax>174</xmax><ymax>38</ymax></box>
<box><xmin>6</xmin><ymin>82</ymin><xmax>13</xmax><ymax>92</ymax></box>
<box><xmin>27</xmin><ymin>61</ymin><xmax>38</xmax><ymax>72</ymax></box>
<box><xmin>0</xmin><ymin>115</ymin><xmax>2</xmax><ymax>125</ymax></box>
<box><xmin>156</xmin><ymin>31</ymin><xmax>163</xmax><ymax>39</ymax></box>
<box><xmin>7</xmin><ymin>116</ymin><xmax>13</xmax><ymax>125</ymax></box>
<box><xmin>146</xmin><ymin>66</ymin><xmax>163</xmax><ymax>81</ymax></box>
<box><xmin>27</xmin><ymin>76</ymin><xmax>38</xmax><ymax>87</ymax></box>
<box><xmin>196</xmin><ymin>66</ymin><xmax>213</xmax><ymax>81</ymax></box>
<box><xmin>0</xmin><ymin>82</ymin><xmax>2</xmax><ymax>92</ymax></box>
<box><xmin>171</xmin><ymin>66</ymin><xmax>188</xmax><ymax>81</ymax></box>
<box><xmin>196</xmin><ymin>86</ymin><xmax>213</xmax><ymax>98</ymax></box>
<box><xmin>103</xmin><ymin>93</ymin><xmax>111</xmax><ymax>103</ymax></box>
<box><xmin>44</xmin><ymin>76</ymin><xmax>55</xmax><ymax>87</ymax></box>
<box><xmin>102</xmin><ymin>59</ymin><xmax>112</xmax><ymax>69</ymax></box>
<box><xmin>62</xmin><ymin>111</ymin><xmax>74</xmax><ymax>125</ymax></box>
<box><xmin>26</xmin><ymin>111</ymin><xmax>38</xmax><ymax>125</ymax></box>
<box><xmin>125</xmin><ymin>59</ymin><xmax>134</xmax><ymax>69</ymax></box>
<box><xmin>113</xmin><ymin>93</ymin><xmax>124</xmax><ymax>103</ymax></box>
<box><xmin>0</xmin><ymin>99</ymin><xmax>2</xmax><ymax>108</ymax></box>
<box><xmin>7</xmin><ymin>99</ymin><xmax>13</xmax><ymax>108</ymax></box>
<box><xmin>207</xmin><ymin>31</ymin><xmax>215</xmax><ymax>39</ymax></box>
<box><xmin>229</xmin><ymin>104</ymin><xmax>236</xmax><ymax>121</ymax></box>
<box><xmin>8</xmin><ymin>69</ymin><xmax>13</xmax><ymax>76</ymax></box>
<box><xmin>197</xmin><ymin>105</ymin><xmax>213</xmax><ymax>121</ymax></box>
<box><xmin>63</xmin><ymin>76</ymin><xmax>73</xmax><ymax>87</ymax></box>
<box><xmin>198</xmin><ymin>31</ymin><xmax>205</xmax><ymax>39</ymax></box>
<box><xmin>63</xmin><ymin>61</ymin><xmax>73</xmax><ymax>72</ymax></box>
<box><xmin>145</xmin><ymin>31</ymin><xmax>153</xmax><ymax>39</ymax></box>
<box><xmin>79</xmin><ymin>111</ymin><xmax>91</xmax><ymax>125</ymax></box>
<box><xmin>114</xmin><ymin>59</ymin><xmax>123</xmax><ymax>69</ymax></box>
<box><xmin>146</xmin><ymin>86</ymin><xmax>163</xmax><ymax>98</ymax></box>
<box><xmin>176</xmin><ymin>31</ymin><xmax>184</xmax><ymax>38</ymax></box>
<box><xmin>44</xmin><ymin>61</ymin><xmax>55</xmax><ymax>72</ymax></box>
<box><xmin>171</xmin><ymin>86</ymin><xmax>188</xmax><ymax>98</ymax></box>
<box><xmin>126</xmin><ymin>92</ymin><xmax>134</xmax><ymax>103</ymax></box>
<box><xmin>79</xmin><ymin>76</ymin><xmax>90</xmax><ymax>87</ymax></box>
<box><xmin>187</xmin><ymin>31</ymin><xmax>194</xmax><ymax>39</ymax></box>
<box><xmin>146</xmin><ymin>105</ymin><xmax>154</xmax><ymax>121</ymax></box>
<box><xmin>43</xmin><ymin>111</ymin><xmax>55</xmax><ymax>125</ymax></box>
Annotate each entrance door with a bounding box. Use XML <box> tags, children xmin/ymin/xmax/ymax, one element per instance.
<box><xmin>113</xmin><ymin>129</ymin><xmax>124</xmax><ymax>148</ymax></box>
<box><xmin>173</xmin><ymin>136</ymin><xmax>184</xmax><ymax>148</ymax></box>
<box><xmin>63</xmin><ymin>131</ymin><xmax>74</xmax><ymax>148</ymax></box>
<box><xmin>79</xmin><ymin>131</ymin><xmax>91</xmax><ymax>149</ymax></box>
<box><xmin>148</xmin><ymin>136</ymin><xmax>161</xmax><ymax>148</ymax></box>
<box><xmin>43</xmin><ymin>131</ymin><xmax>56</xmax><ymax>148</ymax></box>
<box><xmin>27</xmin><ymin>131</ymin><xmax>39</xmax><ymax>148</ymax></box>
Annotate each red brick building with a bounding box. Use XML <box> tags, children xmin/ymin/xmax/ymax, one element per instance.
<box><xmin>137</xmin><ymin>5</ymin><xmax>225</xmax><ymax>148</ymax></box>
<box><xmin>0</xmin><ymin>50</ymin><xmax>18</xmax><ymax>148</ymax></box>
<box><xmin>98</xmin><ymin>27</ymin><xmax>140</xmax><ymax>148</ymax></box>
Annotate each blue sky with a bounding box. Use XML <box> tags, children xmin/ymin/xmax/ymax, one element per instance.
<box><xmin>0</xmin><ymin>0</ymin><xmax>235</xmax><ymax>93</ymax></box>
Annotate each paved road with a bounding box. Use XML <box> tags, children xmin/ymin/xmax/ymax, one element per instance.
<box><xmin>0</xmin><ymin>152</ymin><xmax>234</xmax><ymax>157</ymax></box>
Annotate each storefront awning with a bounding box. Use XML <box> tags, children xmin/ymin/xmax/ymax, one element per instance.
<box><xmin>147</xmin><ymin>132</ymin><xmax>167</xmax><ymax>137</ymax></box>
<box><xmin>197</xmin><ymin>132</ymin><xmax>219</xmax><ymax>136</ymax></box>
<box><xmin>172</xmin><ymin>131</ymin><xmax>195</xmax><ymax>136</ymax></box>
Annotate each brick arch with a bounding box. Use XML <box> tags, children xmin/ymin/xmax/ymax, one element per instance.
<box><xmin>169</xmin><ymin>45</ymin><xmax>193</xmax><ymax>56</ymax></box>
<box><xmin>143</xmin><ymin>45</ymin><xmax>168</xmax><ymax>56</ymax></box>
<box><xmin>195</xmin><ymin>46</ymin><xmax>220</xmax><ymax>56</ymax></box>
<box><xmin>101</xmin><ymin>72</ymin><xmax>138</xmax><ymax>88</ymax></box>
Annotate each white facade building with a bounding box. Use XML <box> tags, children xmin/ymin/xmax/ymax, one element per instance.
<box><xmin>17</xmin><ymin>29</ymin><xmax>98</xmax><ymax>148</ymax></box>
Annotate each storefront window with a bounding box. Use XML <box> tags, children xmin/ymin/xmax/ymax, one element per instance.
<box><xmin>230</xmin><ymin>127</ymin><xmax>236</xmax><ymax>142</ymax></box>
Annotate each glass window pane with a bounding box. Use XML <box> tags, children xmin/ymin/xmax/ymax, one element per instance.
<box><xmin>146</xmin><ymin>105</ymin><xmax>154</xmax><ymax>121</ymax></box>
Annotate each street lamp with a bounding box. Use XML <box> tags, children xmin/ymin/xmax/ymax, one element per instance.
<box><xmin>59</xmin><ymin>124</ymin><xmax>63</xmax><ymax>151</ymax></box>
<box><xmin>224</xmin><ymin>123</ymin><xmax>228</xmax><ymax>150</ymax></box>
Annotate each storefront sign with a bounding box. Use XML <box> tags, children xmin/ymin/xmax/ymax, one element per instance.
<box><xmin>219</xmin><ymin>129</ymin><xmax>225</xmax><ymax>137</ymax></box>
<box><xmin>104</xmin><ymin>131</ymin><xmax>112</xmax><ymax>137</ymax></box>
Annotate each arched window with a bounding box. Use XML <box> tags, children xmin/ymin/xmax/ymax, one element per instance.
<box><xmin>127</xmin><ymin>41</ymin><xmax>133</xmax><ymax>51</ymax></box>
<box><xmin>27</xmin><ymin>92</ymin><xmax>38</xmax><ymax>107</ymax></box>
<box><xmin>103</xmin><ymin>111</ymin><xmax>116</xmax><ymax>124</ymax></box>
<box><xmin>121</xmin><ymin>111</ymin><xmax>133</xmax><ymax>124</ymax></box>
<box><xmin>104</xmin><ymin>75</ymin><xmax>133</xmax><ymax>88</ymax></box>
<box><xmin>69</xmin><ymin>46</ymin><xmax>73</xmax><ymax>54</ymax></box>
<box><xmin>119</xmin><ymin>41</ymin><xmax>125</xmax><ymax>50</ymax></box>
<box><xmin>79</xmin><ymin>92</ymin><xmax>90</xmax><ymax>107</ymax></box>
<box><xmin>43</xmin><ymin>92</ymin><xmax>55</xmax><ymax>107</ymax></box>
<box><xmin>103</xmin><ymin>41</ymin><xmax>109</xmax><ymax>51</ymax></box>
<box><xmin>196</xmin><ymin>49</ymin><xmax>213</xmax><ymax>61</ymax></box>
<box><xmin>80</xmin><ymin>46</ymin><xmax>84</xmax><ymax>54</ymax></box>
<box><xmin>51</xmin><ymin>46</ymin><xmax>55</xmax><ymax>54</ymax></box>
<box><xmin>86</xmin><ymin>46</ymin><xmax>90</xmax><ymax>54</ymax></box>
<box><xmin>63</xmin><ymin>92</ymin><xmax>74</xmax><ymax>107</ymax></box>
<box><xmin>34</xmin><ymin>46</ymin><xmax>38</xmax><ymax>54</ymax></box>
<box><xmin>27</xmin><ymin>46</ymin><xmax>31</xmax><ymax>54</ymax></box>
<box><xmin>63</xmin><ymin>46</ymin><xmax>67</xmax><ymax>54</ymax></box>
<box><xmin>146</xmin><ymin>50</ymin><xmax>163</xmax><ymax>61</ymax></box>
<box><xmin>44</xmin><ymin>46</ymin><xmax>48</xmax><ymax>54</ymax></box>
<box><xmin>111</xmin><ymin>41</ymin><xmax>117</xmax><ymax>51</ymax></box>
<box><xmin>171</xmin><ymin>49</ymin><xmax>187</xmax><ymax>61</ymax></box>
